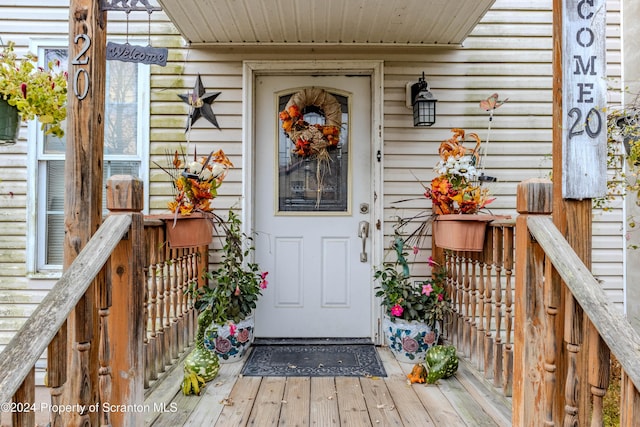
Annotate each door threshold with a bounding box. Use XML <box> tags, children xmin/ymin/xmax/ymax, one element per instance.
<box><xmin>253</xmin><ymin>337</ymin><xmax>374</xmax><ymax>346</ymax></box>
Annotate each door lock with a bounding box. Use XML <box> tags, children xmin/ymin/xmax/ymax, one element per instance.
<box><xmin>358</xmin><ymin>221</ymin><xmax>370</xmax><ymax>262</ymax></box>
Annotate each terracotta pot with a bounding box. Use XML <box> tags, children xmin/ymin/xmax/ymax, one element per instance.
<box><xmin>0</xmin><ymin>98</ymin><xmax>20</xmax><ymax>145</ymax></box>
<box><xmin>162</xmin><ymin>212</ymin><xmax>213</xmax><ymax>248</ymax></box>
<box><xmin>433</xmin><ymin>214</ymin><xmax>495</xmax><ymax>252</ymax></box>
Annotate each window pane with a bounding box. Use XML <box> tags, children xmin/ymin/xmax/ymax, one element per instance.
<box><xmin>105</xmin><ymin>61</ymin><xmax>138</xmax><ymax>155</ymax></box>
<box><xmin>43</xmin><ymin>49</ymin><xmax>68</xmax><ymax>155</ymax></box>
<box><xmin>278</xmin><ymin>92</ymin><xmax>349</xmax><ymax>213</ymax></box>
<box><xmin>45</xmin><ymin>160</ymin><xmax>65</xmax><ymax>265</ymax></box>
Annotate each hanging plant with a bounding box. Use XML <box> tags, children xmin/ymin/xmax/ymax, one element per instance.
<box><xmin>595</xmin><ymin>97</ymin><xmax>640</xmax><ymax>248</ymax></box>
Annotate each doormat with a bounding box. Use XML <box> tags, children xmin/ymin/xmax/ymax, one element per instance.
<box><xmin>240</xmin><ymin>340</ymin><xmax>387</xmax><ymax>377</ymax></box>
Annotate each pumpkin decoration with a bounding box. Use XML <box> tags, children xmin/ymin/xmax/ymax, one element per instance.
<box><xmin>425</xmin><ymin>345</ymin><xmax>459</xmax><ymax>384</ymax></box>
<box><xmin>407</xmin><ymin>363</ymin><xmax>428</xmax><ymax>384</ymax></box>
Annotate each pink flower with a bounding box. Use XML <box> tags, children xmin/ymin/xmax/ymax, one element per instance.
<box><xmin>237</xmin><ymin>328</ymin><xmax>250</xmax><ymax>343</ymax></box>
<box><xmin>229</xmin><ymin>323</ymin><xmax>237</xmax><ymax>336</ymax></box>
<box><xmin>437</xmin><ymin>293</ymin><xmax>444</xmax><ymax>302</ymax></box>
<box><xmin>424</xmin><ymin>331</ymin><xmax>436</xmax><ymax>345</ymax></box>
<box><xmin>413</xmin><ymin>246</ymin><xmax>419</xmax><ymax>255</ymax></box>
<box><xmin>234</xmin><ymin>285</ymin><xmax>241</xmax><ymax>296</ymax></box>
<box><xmin>20</xmin><ymin>83</ymin><xmax>27</xmax><ymax>98</ymax></box>
<box><xmin>427</xmin><ymin>256</ymin><xmax>437</xmax><ymax>267</ymax></box>
<box><xmin>402</xmin><ymin>337</ymin><xmax>419</xmax><ymax>352</ymax></box>
<box><xmin>422</xmin><ymin>283</ymin><xmax>433</xmax><ymax>296</ymax></box>
<box><xmin>260</xmin><ymin>271</ymin><xmax>269</xmax><ymax>289</ymax></box>
<box><xmin>215</xmin><ymin>337</ymin><xmax>232</xmax><ymax>354</ymax></box>
<box><xmin>391</xmin><ymin>304</ymin><xmax>404</xmax><ymax>317</ymax></box>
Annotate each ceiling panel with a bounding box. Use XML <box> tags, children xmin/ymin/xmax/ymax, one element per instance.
<box><xmin>157</xmin><ymin>0</ymin><xmax>495</xmax><ymax>46</ymax></box>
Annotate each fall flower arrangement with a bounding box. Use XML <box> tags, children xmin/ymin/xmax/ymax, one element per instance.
<box><xmin>279</xmin><ymin>88</ymin><xmax>341</xmax><ymax>158</ymax></box>
<box><xmin>424</xmin><ymin>128</ymin><xmax>494</xmax><ymax>214</ymax></box>
<box><xmin>157</xmin><ymin>148</ymin><xmax>233</xmax><ymax>215</ymax></box>
<box><xmin>374</xmin><ymin>234</ymin><xmax>450</xmax><ymax>327</ymax></box>
<box><xmin>0</xmin><ymin>41</ymin><xmax>67</xmax><ymax>138</ymax></box>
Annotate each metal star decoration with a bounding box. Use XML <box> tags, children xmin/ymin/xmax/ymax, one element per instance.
<box><xmin>178</xmin><ymin>74</ymin><xmax>221</xmax><ymax>131</ymax></box>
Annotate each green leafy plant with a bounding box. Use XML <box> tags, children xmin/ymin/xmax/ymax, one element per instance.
<box><xmin>374</xmin><ymin>232</ymin><xmax>450</xmax><ymax>327</ymax></box>
<box><xmin>0</xmin><ymin>41</ymin><xmax>67</xmax><ymax>137</ymax></box>
<box><xmin>596</xmin><ymin>98</ymin><xmax>640</xmax><ymax>248</ymax></box>
<box><xmin>193</xmin><ymin>209</ymin><xmax>268</xmax><ymax>325</ymax></box>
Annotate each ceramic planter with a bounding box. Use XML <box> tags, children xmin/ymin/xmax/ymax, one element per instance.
<box><xmin>0</xmin><ymin>98</ymin><xmax>20</xmax><ymax>145</ymax></box>
<box><xmin>433</xmin><ymin>214</ymin><xmax>495</xmax><ymax>252</ymax></box>
<box><xmin>382</xmin><ymin>316</ymin><xmax>439</xmax><ymax>364</ymax></box>
<box><xmin>162</xmin><ymin>212</ymin><xmax>213</xmax><ymax>248</ymax></box>
<box><xmin>203</xmin><ymin>314</ymin><xmax>255</xmax><ymax>363</ymax></box>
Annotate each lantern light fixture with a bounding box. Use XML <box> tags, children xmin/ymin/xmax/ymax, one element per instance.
<box><xmin>410</xmin><ymin>72</ymin><xmax>437</xmax><ymax>127</ymax></box>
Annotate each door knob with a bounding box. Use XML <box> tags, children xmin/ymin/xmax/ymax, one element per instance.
<box><xmin>358</xmin><ymin>221</ymin><xmax>369</xmax><ymax>262</ymax></box>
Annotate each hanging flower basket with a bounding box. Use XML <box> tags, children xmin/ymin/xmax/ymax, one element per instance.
<box><xmin>433</xmin><ymin>214</ymin><xmax>496</xmax><ymax>252</ymax></box>
<box><xmin>0</xmin><ymin>98</ymin><xmax>20</xmax><ymax>145</ymax></box>
<box><xmin>162</xmin><ymin>213</ymin><xmax>214</xmax><ymax>249</ymax></box>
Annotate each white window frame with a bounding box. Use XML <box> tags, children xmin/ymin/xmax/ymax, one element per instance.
<box><xmin>26</xmin><ymin>38</ymin><xmax>150</xmax><ymax>276</ymax></box>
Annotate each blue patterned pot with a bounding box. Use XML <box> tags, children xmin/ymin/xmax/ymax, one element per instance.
<box><xmin>203</xmin><ymin>314</ymin><xmax>254</xmax><ymax>363</ymax></box>
<box><xmin>382</xmin><ymin>316</ymin><xmax>439</xmax><ymax>363</ymax></box>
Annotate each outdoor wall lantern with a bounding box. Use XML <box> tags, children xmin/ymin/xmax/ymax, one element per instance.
<box><xmin>410</xmin><ymin>72</ymin><xmax>437</xmax><ymax>127</ymax></box>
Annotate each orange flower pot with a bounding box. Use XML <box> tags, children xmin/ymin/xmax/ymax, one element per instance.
<box><xmin>163</xmin><ymin>213</ymin><xmax>214</xmax><ymax>248</ymax></box>
<box><xmin>433</xmin><ymin>214</ymin><xmax>495</xmax><ymax>252</ymax></box>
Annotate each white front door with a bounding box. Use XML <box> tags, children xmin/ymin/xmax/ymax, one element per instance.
<box><xmin>254</xmin><ymin>74</ymin><xmax>373</xmax><ymax>338</ymax></box>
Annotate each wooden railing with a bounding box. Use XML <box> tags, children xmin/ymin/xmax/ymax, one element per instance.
<box><xmin>435</xmin><ymin>218</ymin><xmax>516</xmax><ymax>399</ymax></box>
<box><xmin>513</xmin><ymin>179</ymin><xmax>640</xmax><ymax>426</ymax></box>
<box><xmin>0</xmin><ymin>176</ymin><xmax>205</xmax><ymax>427</ymax></box>
<box><xmin>436</xmin><ymin>178</ymin><xmax>640</xmax><ymax>425</ymax></box>
<box><xmin>142</xmin><ymin>219</ymin><xmax>206</xmax><ymax>391</ymax></box>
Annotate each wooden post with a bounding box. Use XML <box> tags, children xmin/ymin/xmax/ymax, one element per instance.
<box><xmin>513</xmin><ymin>178</ymin><xmax>553</xmax><ymax>427</ymax></box>
<box><xmin>106</xmin><ymin>175</ymin><xmax>145</xmax><ymax>426</ymax></box>
<box><xmin>57</xmin><ymin>1</ymin><xmax>107</xmax><ymax>426</ymax></box>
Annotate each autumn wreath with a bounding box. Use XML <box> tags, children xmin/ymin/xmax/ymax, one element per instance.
<box><xmin>279</xmin><ymin>88</ymin><xmax>342</xmax><ymax>158</ymax></box>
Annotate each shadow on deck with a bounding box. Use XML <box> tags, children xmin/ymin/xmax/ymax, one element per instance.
<box><xmin>145</xmin><ymin>347</ymin><xmax>511</xmax><ymax>426</ymax></box>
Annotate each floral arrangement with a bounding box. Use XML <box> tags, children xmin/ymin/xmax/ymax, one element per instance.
<box><xmin>194</xmin><ymin>209</ymin><xmax>268</xmax><ymax>325</ymax></box>
<box><xmin>279</xmin><ymin>88</ymin><xmax>341</xmax><ymax>158</ymax></box>
<box><xmin>157</xmin><ymin>148</ymin><xmax>233</xmax><ymax>215</ymax></box>
<box><xmin>0</xmin><ymin>41</ymin><xmax>67</xmax><ymax>138</ymax></box>
<box><xmin>374</xmin><ymin>235</ymin><xmax>450</xmax><ymax>327</ymax></box>
<box><xmin>423</xmin><ymin>128</ymin><xmax>494</xmax><ymax>214</ymax></box>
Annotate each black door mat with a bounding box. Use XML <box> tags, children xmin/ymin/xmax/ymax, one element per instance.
<box><xmin>241</xmin><ymin>341</ymin><xmax>387</xmax><ymax>377</ymax></box>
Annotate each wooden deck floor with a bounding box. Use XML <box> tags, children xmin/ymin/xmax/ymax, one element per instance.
<box><xmin>145</xmin><ymin>347</ymin><xmax>512</xmax><ymax>426</ymax></box>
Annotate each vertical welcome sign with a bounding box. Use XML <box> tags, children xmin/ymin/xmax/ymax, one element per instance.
<box><xmin>562</xmin><ymin>0</ymin><xmax>607</xmax><ymax>199</ymax></box>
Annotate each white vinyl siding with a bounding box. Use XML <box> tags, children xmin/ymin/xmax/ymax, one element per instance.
<box><xmin>0</xmin><ymin>0</ymin><xmax>625</xmax><ymax>354</ymax></box>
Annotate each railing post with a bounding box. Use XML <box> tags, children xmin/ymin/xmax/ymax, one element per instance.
<box><xmin>105</xmin><ymin>175</ymin><xmax>145</xmax><ymax>426</ymax></box>
<box><xmin>513</xmin><ymin>178</ymin><xmax>553</xmax><ymax>427</ymax></box>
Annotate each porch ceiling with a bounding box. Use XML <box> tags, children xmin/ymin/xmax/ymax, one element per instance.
<box><xmin>157</xmin><ymin>0</ymin><xmax>495</xmax><ymax>46</ymax></box>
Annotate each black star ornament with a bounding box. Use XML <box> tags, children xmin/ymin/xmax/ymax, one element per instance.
<box><xmin>178</xmin><ymin>74</ymin><xmax>221</xmax><ymax>131</ymax></box>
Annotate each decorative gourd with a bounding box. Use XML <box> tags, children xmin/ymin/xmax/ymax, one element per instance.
<box><xmin>182</xmin><ymin>308</ymin><xmax>220</xmax><ymax>395</ymax></box>
<box><xmin>425</xmin><ymin>345</ymin><xmax>458</xmax><ymax>384</ymax></box>
<box><xmin>407</xmin><ymin>363</ymin><xmax>428</xmax><ymax>384</ymax></box>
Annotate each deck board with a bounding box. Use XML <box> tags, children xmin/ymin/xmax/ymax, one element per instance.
<box><xmin>146</xmin><ymin>347</ymin><xmax>512</xmax><ymax>426</ymax></box>
<box><xmin>279</xmin><ymin>377</ymin><xmax>311</xmax><ymax>426</ymax></box>
<box><xmin>335</xmin><ymin>377</ymin><xmax>372</xmax><ymax>425</ymax></box>
<box><xmin>309</xmin><ymin>377</ymin><xmax>339</xmax><ymax>426</ymax></box>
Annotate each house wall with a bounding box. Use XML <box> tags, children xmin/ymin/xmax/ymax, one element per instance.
<box><xmin>0</xmin><ymin>0</ymin><xmax>625</xmax><ymax>354</ymax></box>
